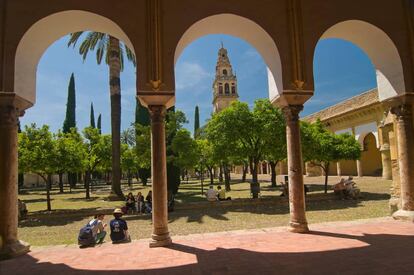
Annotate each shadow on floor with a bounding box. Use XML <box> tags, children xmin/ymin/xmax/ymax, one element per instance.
<box><xmin>2</xmin><ymin>230</ymin><xmax>413</xmax><ymax>274</ymax></box>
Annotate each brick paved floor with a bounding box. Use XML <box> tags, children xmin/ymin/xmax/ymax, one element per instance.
<box><xmin>1</xmin><ymin>218</ymin><xmax>414</xmax><ymax>274</ymax></box>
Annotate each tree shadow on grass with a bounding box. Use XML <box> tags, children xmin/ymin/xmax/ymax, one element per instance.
<box><xmin>3</xmin><ymin>229</ymin><xmax>414</xmax><ymax>274</ymax></box>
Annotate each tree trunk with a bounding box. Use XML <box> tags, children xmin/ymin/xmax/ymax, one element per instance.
<box><xmin>46</xmin><ymin>175</ymin><xmax>52</xmax><ymax>211</ymax></box>
<box><xmin>242</xmin><ymin>162</ymin><xmax>248</xmax><ymax>182</ymax></box>
<box><xmin>324</xmin><ymin>162</ymin><xmax>330</xmax><ymax>194</ymax></box>
<box><xmin>127</xmin><ymin>169</ymin><xmax>132</xmax><ymax>187</ymax></box>
<box><xmin>219</xmin><ymin>165</ymin><xmax>223</xmax><ymax>183</ymax></box>
<box><xmin>18</xmin><ymin>173</ymin><xmax>24</xmax><ymax>194</ymax></box>
<box><xmin>224</xmin><ymin>164</ymin><xmax>231</xmax><ymax>191</ymax></box>
<box><xmin>108</xmin><ymin>36</ymin><xmax>124</xmax><ymax>200</ymax></box>
<box><xmin>270</xmin><ymin>161</ymin><xmax>277</xmax><ymax>187</ymax></box>
<box><xmin>252</xmin><ymin>161</ymin><xmax>259</xmax><ymax>184</ymax></box>
<box><xmin>208</xmin><ymin>167</ymin><xmax>214</xmax><ymax>185</ymax></box>
<box><xmin>58</xmin><ymin>173</ymin><xmax>64</xmax><ymax>193</ymax></box>
<box><xmin>85</xmin><ymin>171</ymin><xmax>91</xmax><ymax>199</ymax></box>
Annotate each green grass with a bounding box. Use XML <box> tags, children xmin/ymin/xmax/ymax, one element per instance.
<box><xmin>18</xmin><ymin>175</ymin><xmax>392</xmax><ymax>246</ymax></box>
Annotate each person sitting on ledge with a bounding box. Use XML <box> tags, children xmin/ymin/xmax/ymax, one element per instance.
<box><xmin>217</xmin><ymin>185</ymin><xmax>231</xmax><ymax>201</ymax></box>
<box><xmin>110</xmin><ymin>208</ymin><xmax>131</xmax><ymax>244</ymax></box>
<box><xmin>206</xmin><ymin>185</ymin><xmax>218</xmax><ymax>201</ymax></box>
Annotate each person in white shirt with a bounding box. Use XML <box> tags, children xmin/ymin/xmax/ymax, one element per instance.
<box><xmin>206</xmin><ymin>185</ymin><xmax>218</xmax><ymax>201</ymax></box>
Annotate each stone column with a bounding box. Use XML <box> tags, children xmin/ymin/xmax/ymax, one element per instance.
<box><xmin>356</xmin><ymin>160</ymin><xmax>363</xmax><ymax>177</ymax></box>
<box><xmin>336</xmin><ymin>162</ymin><xmax>342</xmax><ymax>177</ymax></box>
<box><xmin>282</xmin><ymin>105</ymin><xmax>309</xmax><ymax>233</ymax></box>
<box><xmin>380</xmin><ymin>144</ymin><xmax>392</xmax><ymax>180</ymax></box>
<box><xmin>390</xmin><ymin>104</ymin><xmax>414</xmax><ymax>221</ymax></box>
<box><xmin>148</xmin><ymin>105</ymin><xmax>172</xmax><ymax>247</ymax></box>
<box><xmin>379</xmin><ymin>124</ymin><xmax>393</xmax><ymax>180</ymax></box>
<box><xmin>0</xmin><ymin>93</ymin><xmax>30</xmax><ymax>259</ymax></box>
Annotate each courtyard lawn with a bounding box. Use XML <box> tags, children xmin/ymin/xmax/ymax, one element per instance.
<box><xmin>18</xmin><ymin>176</ymin><xmax>392</xmax><ymax>246</ymax></box>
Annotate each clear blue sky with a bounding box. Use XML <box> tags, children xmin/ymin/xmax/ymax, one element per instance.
<box><xmin>21</xmin><ymin>35</ymin><xmax>377</xmax><ymax>134</ymax></box>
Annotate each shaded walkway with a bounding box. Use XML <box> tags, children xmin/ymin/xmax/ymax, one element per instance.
<box><xmin>2</xmin><ymin>218</ymin><xmax>414</xmax><ymax>274</ymax></box>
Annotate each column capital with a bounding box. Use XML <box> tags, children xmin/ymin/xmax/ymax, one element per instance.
<box><xmin>390</xmin><ymin>104</ymin><xmax>412</xmax><ymax>121</ymax></box>
<box><xmin>282</xmin><ymin>105</ymin><xmax>303</xmax><ymax>122</ymax></box>
<box><xmin>0</xmin><ymin>93</ymin><xmax>31</xmax><ymax>127</ymax></box>
<box><xmin>148</xmin><ymin>105</ymin><xmax>167</xmax><ymax>124</ymax></box>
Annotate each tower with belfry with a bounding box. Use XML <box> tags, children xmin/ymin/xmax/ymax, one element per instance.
<box><xmin>212</xmin><ymin>44</ymin><xmax>239</xmax><ymax>113</ymax></box>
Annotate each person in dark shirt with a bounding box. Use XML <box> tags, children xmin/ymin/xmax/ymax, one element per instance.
<box><xmin>144</xmin><ymin>191</ymin><xmax>152</xmax><ymax>214</ymax></box>
<box><xmin>110</xmin><ymin>208</ymin><xmax>131</xmax><ymax>244</ymax></box>
<box><xmin>125</xmin><ymin>192</ymin><xmax>136</xmax><ymax>214</ymax></box>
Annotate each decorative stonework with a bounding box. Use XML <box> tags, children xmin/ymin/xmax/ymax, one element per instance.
<box><xmin>0</xmin><ymin>104</ymin><xmax>19</xmax><ymax>127</ymax></box>
<box><xmin>148</xmin><ymin>105</ymin><xmax>166</xmax><ymax>124</ymax></box>
<box><xmin>282</xmin><ymin>105</ymin><xmax>303</xmax><ymax>122</ymax></box>
<box><xmin>390</xmin><ymin>104</ymin><xmax>412</xmax><ymax>121</ymax></box>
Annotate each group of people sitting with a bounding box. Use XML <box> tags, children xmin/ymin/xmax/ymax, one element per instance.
<box><xmin>205</xmin><ymin>185</ymin><xmax>231</xmax><ymax>201</ymax></box>
<box><xmin>125</xmin><ymin>191</ymin><xmax>152</xmax><ymax>214</ymax></box>
<box><xmin>78</xmin><ymin>208</ymin><xmax>131</xmax><ymax>247</ymax></box>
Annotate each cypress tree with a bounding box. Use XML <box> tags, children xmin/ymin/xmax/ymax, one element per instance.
<box><xmin>135</xmin><ymin>98</ymin><xmax>150</xmax><ymax>126</ymax></box>
<box><xmin>97</xmin><ymin>114</ymin><xmax>102</xmax><ymax>134</ymax></box>
<box><xmin>194</xmin><ymin>105</ymin><xmax>200</xmax><ymax>139</ymax></box>
<box><xmin>90</xmin><ymin>102</ymin><xmax>96</xmax><ymax>128</ymax></box>
<box><xmin>63</xmin><ymin>73</ymin><xmax>76</xmax><ymax>133</ymax></box>
<box><xmin>135</xmin><ymin>98</ymin><xmax>151</xmax><ymax>185</ymax></box>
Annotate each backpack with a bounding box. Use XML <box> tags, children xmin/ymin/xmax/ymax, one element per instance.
<box><xmin>78</xmin><ymin>219</ymin><xmax>98</xmax><ymax>246</ymax></box>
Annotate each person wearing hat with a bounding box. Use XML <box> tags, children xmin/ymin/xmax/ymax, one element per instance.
<box><xmin>109</xmin><ymin>208</ymin><xmax>131</xmax><ymax>243</ymax></box>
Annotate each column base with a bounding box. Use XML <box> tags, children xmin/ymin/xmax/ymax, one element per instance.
<box><xmin>389</xmin><ymin>197</ymin><xmax>401</xmax><ymax>214</ymax></box>
<box><xmin>149</xmin><ymin>232</ymin><xmax>172</xmax><ymax>248</ymax></box>
<box><xmin>0</xmin><ymin>240</ymin><xmax>30</xmax><ymax>260</ymax></box>
<box><xmin>392</xmin><ymin>209</ymin><xmax>414</xmax><ymax>222</ymax></box>
<box><xmin>288</xmin><ymin>221</ymin><xmax>309</xmax><ymax>233</ymax></box>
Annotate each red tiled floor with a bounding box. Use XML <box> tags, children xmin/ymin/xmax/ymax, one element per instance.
<box><xmin>1</xmin><ymin>218</ymin><xmax>414</xmax><ymax>274</ymax></box>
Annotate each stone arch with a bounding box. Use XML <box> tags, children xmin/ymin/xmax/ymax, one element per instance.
<box><xmin>174</xmin><ymin>14</ymin><xmax>283</xmax><ymax>101</ymax></box>
<box><xmin>316</xmin><ymin>20</ymin><xmax>405</xmax><ymax>101</ymax></box>
<box><xmin>14</xmin><ymin>10</ymin><xmax>135</xmax><ymax>104</ymax></box>
<box><xmin>360</xmin><ymin>133</ymin><xmax>382</xmax><ymax>176</ymax></box>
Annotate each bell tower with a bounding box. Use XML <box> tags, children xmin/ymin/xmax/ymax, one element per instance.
<box><xmin>212</xmin><ymin>44</ymin><xmax>239</xmax><ymax>113</ymax></box>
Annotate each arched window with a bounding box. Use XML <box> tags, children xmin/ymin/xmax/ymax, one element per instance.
<box><xmin>223</xmin><ymin>69</ymin><xmax>227</xmax><ymax>76</ymax></box>
<box><xmin>225</xmin><ymin>83</ymin><xmax>230</xmax><ymax>94</ymax></box>
<box><xmin>231</xmin><ymin>85</ymin><xmax>236</xmax><ymax>94</ymax></box>
<box><xmin>219</xmin><ymin>83</ymin><xmax>223</xmax><ymax>94</ymax></box>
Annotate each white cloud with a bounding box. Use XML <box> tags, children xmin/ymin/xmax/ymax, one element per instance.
<box><xmin>175</xmin><ymin>62</ymin><xmax>213</xmax><ymax>90</ymax></box>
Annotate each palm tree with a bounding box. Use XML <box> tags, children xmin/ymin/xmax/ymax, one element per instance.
<box><xmin>68</xmin><ymin>32</ymin><xmax>136</xmax><ymax>200</ymax></box>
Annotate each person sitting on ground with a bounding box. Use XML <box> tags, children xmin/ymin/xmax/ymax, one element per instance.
<box><xmin>18</xmin><ymin>199</ymin><xmax>28</xmax><ymax>220</ymax></box>
<box><xmin>89</xmin><ymin>213</ymin><xmax>107</xmax><ymax>244</ymax></box>
<box><xmin>217</xmin><ymin>185</ymin><xmax>231</xmax><ymax>201</ymax></box>
<box><xmin>136</xmin><ymin>192</ymin><xmax>144</xmax><ymax>213</ymax></box>
<box><xmin>145</xmin><ymin>191</ymin><xmax>153</xmax><ymax>213</ymax></box>
<box><xmin>110</xmin><ymin>208</ymin><xmax>131</xmax><ymax>244</ymax></box>
<box><xmin>125</xmin><ymin>192</ymin><xmax>136</xmax><ymax>214</ymax></box>
<box><xmin>206</xmin><ymin>185</ymin><xmax>218</xmax><ymax>201</ymax></box>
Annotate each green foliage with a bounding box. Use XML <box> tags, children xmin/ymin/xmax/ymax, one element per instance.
<box><xmin>135</xmin><ymin>124</ymin><xmax>151</xmax><ymax>170</ymax></box>
<box><xmin>301</xmin><ymin>120</ymin><xmax>361</xmax><ymax>192</ymax></box>
<box><xmin>18</xmin><ymin>124</ymin><xmax>57</xmax><ymax>179</ymax></box>
<box><xmin>67</xmin><ymin>32</ymin><xmax>136</xmax><ymax>70</ymax></box>
<box><xmin>121</xmin><ymin>127</ymin><xmax>136</xmax><ymax>146</ymax></box>
<box><xmin>171</xmin><ymin>128</ymin><xmax>199</xmax><ymax>170</ymax></box>
<box><xmin>97</xmin><ymin>114</ymin><xmax>102</xmax><ymax>134</ymax></box>
<box><xmin>54</xmin><ymin>129</ymin><xmax>87</xmax><ymax>175</ymax></box>
<box><xmin>206</xmin><ymin>100</ymin><xmax>285</xmax><ymax>185</ymax></box>
<box><xmin>90</xmin><ymin>103</ymin><xmax>96</xmax><ymax>128</ymax></box>
<box><xmin>135</xmin><ymin>98</ymin><xmax>150</xmax><ymax>126</ymax></box>
<box><xmin>82</xmin><ymin>127</ymin><xmax>112</xmax><ymax>173</ymax></box>
<box><xmin>194</xmin><ymin>105</ymin><xmax>200</xmax><ymax>139</ymax></box>
<box><xmin>62</xmin><ymin>73</ymin><xmax>76</xmax><ymax>133</ymax></box>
